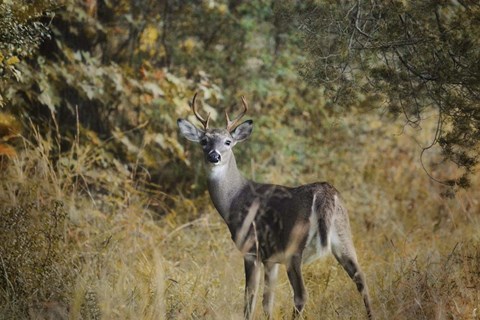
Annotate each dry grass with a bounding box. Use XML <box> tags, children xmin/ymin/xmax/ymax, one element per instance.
<box><xmin>1</xmin><ymin>111</ymin><xmax>479</xmax><ymax>320</ymax></box>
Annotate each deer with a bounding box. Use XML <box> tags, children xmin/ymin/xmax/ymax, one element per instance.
<box><xmin>177</xmin><ymin>93</ymin><xmax>374</xmax><ymax>319</ymax></box>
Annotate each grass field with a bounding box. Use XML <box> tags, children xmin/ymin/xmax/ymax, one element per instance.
<box><xmin>1</xmin><ymin>110</ymin><xmax>478</xmax><ymax>319</ymax></box>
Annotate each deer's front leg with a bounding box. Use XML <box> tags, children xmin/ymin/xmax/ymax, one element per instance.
<box><xmin>287</xmin><ymin>255</ymin><xmax>307</xmax><ymax>317</ymax></box>
<box><xmin>244</xmin><ymin>256</ymin><xmax>261</xmax><ymax>320</ymax></box>
<box><xmin>263</xmin><ymin>262</ymin><xmax>279</xmax><ymax>318</ymax></box>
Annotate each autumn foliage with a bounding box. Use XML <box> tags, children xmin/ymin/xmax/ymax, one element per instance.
<box><xmin>0</xmin><ymin>1</ymin><xmax>479</xmax><ymax>319</ymax></box>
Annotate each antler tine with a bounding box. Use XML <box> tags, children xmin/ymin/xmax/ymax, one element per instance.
<box><xmin>191</xmin><ymin>93</ymin><xmax>210</xmax><ymax>130</ymax></box>
<box><xmin>225</xmin><ymin>96</ymin><xmax>249</xmax><ymax>132</ymax></box>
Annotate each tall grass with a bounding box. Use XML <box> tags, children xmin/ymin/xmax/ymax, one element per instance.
<box><xmin>1</xmin><ymin>110</ymin><xmax>478</xmax><ymax>319</ymax></box>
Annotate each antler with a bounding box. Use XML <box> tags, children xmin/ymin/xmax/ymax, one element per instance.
<box><xmin>225</xmin><ymin>96</ymin><xmax>248</xmax><ymax>132</ymax></box>
<box><xmin>191</xmin><ymin>93</ymin><xmax>210</xmax><ymax>130</ymax></box>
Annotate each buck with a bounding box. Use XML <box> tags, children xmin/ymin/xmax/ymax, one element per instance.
<box><xmin>177</xmin><ymin>94</ymin><xmax>373</xmax><ymax>319</ymax></box>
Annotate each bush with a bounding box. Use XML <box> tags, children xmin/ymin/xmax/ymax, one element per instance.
<box><xmin>0</xmin><ymin>200</ymin><xmax>69</xmax><ymax>318</ymax></box>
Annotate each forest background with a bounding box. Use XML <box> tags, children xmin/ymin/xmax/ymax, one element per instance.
<box><xmin>0</xmin><ymin>1</ymin><xmax>479</xmax><ymax>319</ymax></box>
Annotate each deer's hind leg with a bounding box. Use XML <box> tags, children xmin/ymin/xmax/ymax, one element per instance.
<box><xmin>331</xmin><ymin>225</ymin><xmax>374</xmax><ymax>319</ymax></box>
<box><xmin>286</xmin><ymin>254</ymin><xmax>307</xmax><ymax>317</ymax></box>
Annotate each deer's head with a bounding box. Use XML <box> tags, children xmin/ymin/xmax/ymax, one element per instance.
<box><xmin>177</xmin><ymin>93</ymin><xmax>253</xmax><ymax>167</ymax></box>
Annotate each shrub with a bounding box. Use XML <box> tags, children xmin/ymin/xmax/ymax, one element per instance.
<box><xmin>0</xmin><ymin>199</ymin><xmax>70</xmax><ymax>318</ymax></box>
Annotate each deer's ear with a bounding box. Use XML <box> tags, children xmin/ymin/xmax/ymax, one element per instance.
<box><xmin>177</xmin><ymin>119</ymin><xmax>203</xmax><ymax>142</ymax></box>
<box><xmin>231</xmin><ymin>120</ymin><xmax>253</xmax><ymax>142</ymax></box>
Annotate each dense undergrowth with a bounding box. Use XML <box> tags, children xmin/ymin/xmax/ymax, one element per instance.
<box><xmin>1</xmin><ymin>108</ymin><xmax>479</xmax><ymax>319</ymax></box>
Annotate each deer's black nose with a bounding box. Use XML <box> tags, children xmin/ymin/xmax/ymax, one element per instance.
<box><xmin>207</xmin><ymin>150</ymin><xmax>221</xmax><ymax>163</ymax></box>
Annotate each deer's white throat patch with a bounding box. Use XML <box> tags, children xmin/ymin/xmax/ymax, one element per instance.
<box><xmin>208</xmin><ymin>162</ymin><xmax>228</xmax><ymax>180</ymax></box>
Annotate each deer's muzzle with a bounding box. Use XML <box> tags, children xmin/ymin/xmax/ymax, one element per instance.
<box><xmin>207</xmin><ymin>150</ymin><xmax>221</xmax><ymax>164</ymax></box>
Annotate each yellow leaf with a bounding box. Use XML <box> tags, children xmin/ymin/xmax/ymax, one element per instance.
<box><xmin>217</xmin><ymin>4</ymin><xmax>228</xmax><ymax>15</ymax></box>
<box><xmin>139</xmin><ymin>25</ymin><xmax>159</xmax><ymax>55</ymax></box>
<box><xmin>6</xmin><ymin>56</ymin><xmax>19</xmax><ymax>65</ymax></box>
<box><xmin>0</xmin><ymin>112</ymin><xmax>21</xmax><ymax>140</ymax></box>
<box><xmin>181</xmin><ymin>37</ymin><xmax>198</xmax><ymax>54</ymax></box>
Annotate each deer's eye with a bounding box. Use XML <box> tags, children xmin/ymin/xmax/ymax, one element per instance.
<box><xmin>200</xmin><ymin>139</ymin><xmax>208</xmax><ymax>146</ymax></box>
<box><xmin>225</xmin><ymin>140</ymin><xmax>232</xmax><ymax>146</ymax></box>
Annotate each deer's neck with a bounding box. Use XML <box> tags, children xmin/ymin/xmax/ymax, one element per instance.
<box><xmin>207</xmin><ymin>155</ymin><xmax>247</xmax><ymax>220</ymax></box>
